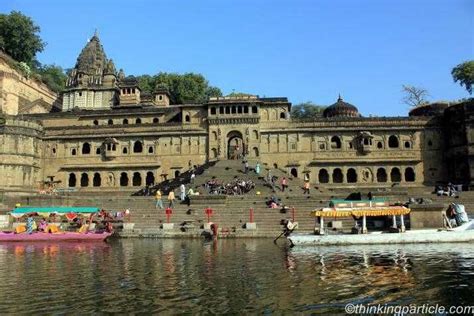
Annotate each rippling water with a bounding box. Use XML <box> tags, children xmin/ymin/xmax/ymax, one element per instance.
<box><xmin>0</xmin><ymin>239</ymin><xmax>473</xmax><ymax>314</ymax></box>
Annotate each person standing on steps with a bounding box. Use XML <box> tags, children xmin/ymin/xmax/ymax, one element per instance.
<box><xmin>244</xmin><ymin>161</ymin><xmax>249</xmax><ymax>174</ymax></box>
<box><xmin>180</xmin><ymin>183</ymin><xmax>186</xmax><ymax>201</ymax></box>
<box><xmin>281</xmin><ymin>177</ymin><xmax>288</xmax><ymax>192</ymax></box>
<box><xmin>168</xmin><ymin>190</ymin><xmax>176</xmax><ymax>208</ymax></box>
<box><xmin>155</xmin><ymin>189</ymin><xmax>164</xmax><ymax>209</ymax></box>
<box><xmin>303</xmin><ymin>181</ymin><xmax>310</xmax><ymax>194</ymax></box>
<box><xmin>255</xmin><ymin>162</ymin><xmax>261</xmax><ymax>175</ymax></box>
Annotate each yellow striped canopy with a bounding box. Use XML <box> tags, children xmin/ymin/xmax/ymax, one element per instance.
<box><xmin>311</xmin><ymin>206</ymin><xmax>410</xmax><ymax>218</ymax></box>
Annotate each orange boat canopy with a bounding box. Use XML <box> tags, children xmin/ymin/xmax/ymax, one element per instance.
<box><xmin>311</xmin><ymin>206</ymin><xmax>410</xmax><ymax>218</ymax></box>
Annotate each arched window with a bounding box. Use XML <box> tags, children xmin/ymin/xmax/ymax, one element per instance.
<box><xmin>333</xmin><ymin>168</ymin><xmax>343</xmax><ymax>183</ymax></box>
<box><xmin>210</xmin><ymin>107</ymin><xmax>216</xmax><ymax>115</ymax></box>
<box><xmin>96</xmin><ymin>148</ymin><xmax>101</xmax><ymax>155</ymax></box>
<box><xmin>377</xmin><ymin>168</ymin><xmax>387</xmax><ymax>182</ymax></box>
<box><xmin>252</xmin><ymin>147</ymin><xmax>259</xmax><ymax>157</ymax></box>
<box><xmin>404</xmin><ymin>141</ymin><xmax>411</xmax><ymax>149</ymax></box>
<box><xmin>93</xmin><ymin>173</ymin><xmax>101</xmax><ymax>187</ymax></box>
<box><xmin>388</xmin><ymin>135</ymin><xmax>399</xmax><ymax>148</ymax></box>
<box><xmin>123</xmin><ymin>147</ymin><xmax>128</xmax><ymax>154</ymax></box>
<box><xmin>135</xmin><ymin>118</ymin><xmax>142</xmax><ymax>124</ymax></box>
<box><xmin>231</xmin><ymin>106</ymin><xmax>236</xmax><ymax>114</ymax></box>
<box><xmin>132</xmin><ymin>172</ymin><xmax>142</xmax><ymax>186</ymax></box>
<box><xmin>120</xmin><ymin>172</ymin><xmax>129</xmax><ymax>187</ymax></box>
<box><xmin>290</xmin><ymin>168</ymin><xmax>298</xmax><ymax>178</ymax></box>
<box><xmin>318</xmin><ymin>169</ymin><xmax>329</xmax><ymax>183</ymax></box>
<box><xmin>93</xmin><ymin>120</ymin><xmax>98</xmax><ymax>126</ymax></box>
<box><xmin>108</xmin><ymin>119</ymin><xmax>113</xmax><ymax>125</ymax></box>
<box><xmin>71</xmin><ymin>149</ymin><xmax>77</xmax><ymax>156</ymax></box>
<box><xmin>133</xmin><ymin>141</ymin><xmax>143</xmax><ymax>153</ymax></box>
<box><xmin>219</xmin><ymin>107</ymin><xmax>224</xmax><ymax>114</ymax></box>
<box><xmin>280</xmin><ymin>112</ymin><xmax>286</xmax><ymax>119</ymax></box>
<box><xmin>347</xmin><ymin>168</ymin><xmax>357</xmax><ymax>183</ymax></box>
<box><xmin>330</xmin><ymin>136</ymin><xmax>342</xmax><ymax>149</ymax></box>
<box><xmin>146</xmin><ymin>172</ymin><xmax>155</xmax><ymax>186</ymax></box>
<box><xmin>185</xmin><ymin>114</ymin><xmax>190</xmax><ymax>122</ymax></box>
<box><xmin>391</xmin><ymin>167</ymin><xmax>401</xmax><ymax>182</ymax></box>
<box><xmin>153</xmin><ymin>117</ymin><xmax>159</xmax><ymax>123</ymax></box>
<box><xmin>174</xmin><ymin>170</ymin><xmax>180</xmax><ymax>178</ymax></box>
<box><xmin>82</xmin><ymin>142</ymin><xmax>91</xmax><ymax>155</ymax></box>
<box><xmin>68</xmin><ymin>173</ymin><xmax>76</xmax><ymax>187</ymax></box>
<box><xmin>123</xmin><ymin>119</ymin><xmax>129</xmax><ymax>125</ymax></box>
<box><xmin>377</xmin><ymin>142</ymin><xmax>383</xmax><ymax>149</ymax></box>
<box><xmin>405</xmin><ymin>167</ymin><xmax>415</xmax><ymax>182</ymax></box>
<box><xmin>252</xmin><ymin>106</ymin><xmax>258</xmax><ymax>113</ymax></box>
<box><xmin>80</xmin><ymin>173</ymin><xmax>89</xmax><ymax>187</ymax></box>
<box><xmin>148</xmin><ymin>146</ymin><xmax>154</xmax><ymax>154</ymax></box>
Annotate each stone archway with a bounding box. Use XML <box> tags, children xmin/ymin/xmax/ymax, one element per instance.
<box><xmin>227</xmin><ymin>131</ymin><xmax>244</xmax><ymax>159</ymax></box>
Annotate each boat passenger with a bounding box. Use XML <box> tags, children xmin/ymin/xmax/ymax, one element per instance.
<box><xmin>78</xmin><ymin>220</ymin><xmax>89</xmax><ymax>233</ymax></box>
<box><xmin>38</xmin><ymin>218</ymin><xmax>48</xmax><ymax>232</ymax></box>
<box><xmin>26</xmin><ymin>214</ymin><xmax>35</xmax><ymax>234</ymax></box>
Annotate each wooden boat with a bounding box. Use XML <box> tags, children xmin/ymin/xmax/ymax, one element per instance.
<box><xmin>2</xmin><ymin>206</ymin><xmax>113</xmax><ymax>242</ymax></box>
<box><xmin>0</xmin><ymin>231</ymin><xmax>113</xmax><ymax>242</ymax></box>
<box><xmin>287</xmin><ymin>199</ymin><xmax>474</xmax><ymax>246</ymax></box>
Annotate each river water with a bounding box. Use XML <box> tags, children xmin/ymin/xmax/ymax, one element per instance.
<box><xmin>0</xmin><ymin>239</ymin><xmax>473</xmax><ymax>314</ymax></box>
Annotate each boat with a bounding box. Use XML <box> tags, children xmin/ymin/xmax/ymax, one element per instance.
<box><xmin>287</xmin><ymin>199</ymin><xmax>474</xmax><ymax>246</ymax></box>
<box><xmin>1</xmin><ymin>206</ymin><xmax>113</xmax><ymax>242</ymax></box>
<box><xmin>0</xmin><ymin>231</ymin><xmax>113</xmax><ymax>242</ymax></box>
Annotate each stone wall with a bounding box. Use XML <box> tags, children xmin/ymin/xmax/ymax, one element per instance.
<box><xmin>0</xmin><ymin>116</ymin><xmax>43</xmax><ymax>193</ymax></box>
<box><xmin>0</xmin><ymin>52</ymin><xmax>59</xmax><ymax>115</ymax></box>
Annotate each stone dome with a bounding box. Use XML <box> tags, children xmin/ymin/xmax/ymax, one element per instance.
<box><xmin>323</xmin><ymin>95</ymin><xmax>360</xmax><ymax>118</ymax></box>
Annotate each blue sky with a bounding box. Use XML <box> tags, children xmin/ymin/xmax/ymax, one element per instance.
<box><xmin>1</xmin><ymin>0</ymin><xmax>473</xmax><ymax>116</ymax></box>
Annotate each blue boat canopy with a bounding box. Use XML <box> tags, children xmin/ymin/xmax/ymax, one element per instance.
<box><xmin>11</xmin><ymin>207</ymin><xmax>100</xmax><ymax>214</ymax></box>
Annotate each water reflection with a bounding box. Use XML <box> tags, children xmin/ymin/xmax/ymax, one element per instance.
<box><xmin>0</xmin><ymin>240</ymin><xmax>472</xmax><ymax>314</ymax></box>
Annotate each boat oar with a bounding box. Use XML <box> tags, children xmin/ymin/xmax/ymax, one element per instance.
<box><xmin>273</xmin><ymin>230</ymin><xmax>286</xmax><ymax>244</ymax></box>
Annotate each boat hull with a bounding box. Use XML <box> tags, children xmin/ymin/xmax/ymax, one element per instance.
<box><xmin>0</xmin><ymin>231</ymin><xmax>112</xmax><ymax>242</ymax></box>
<box><xmin>288</xmin><ymin>230</ymin><xmax>474</xmax><ymax>246</ymax></box>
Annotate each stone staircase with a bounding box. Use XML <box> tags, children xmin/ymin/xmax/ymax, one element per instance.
<box><xmin>3</xmin><ymin>161</ymin><xmax>474</xmax><ymax>237</ymax></box>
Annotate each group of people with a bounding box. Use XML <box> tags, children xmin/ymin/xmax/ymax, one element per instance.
<box><xmin>20</xmin><ymin>213</ymin><xmax>114</xmax><ymax>234</ymax></box>
<box><xmin>204</xmin><ymin>178</ymin><xmax>256</xmax><ymax>195</ymax></box>
<box><xmin>435</xmin><ymin>183</ymin><xmax>459</xmax><ymax>197</ymax></box>
<box><xmin>155</xmin><ymin>184</ymin><xmax>201</xmax><ymax>209</ymax></box>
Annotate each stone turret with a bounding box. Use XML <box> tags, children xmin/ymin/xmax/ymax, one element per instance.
<box><xmin>154</xmin><ymin>83</ymin><xmax>170</xmax><ymax>106</ymax></box>
<box><xmin>62</xmin><ymin>31</ymin><xmax>119</xmax><ymax>111</ymax></box>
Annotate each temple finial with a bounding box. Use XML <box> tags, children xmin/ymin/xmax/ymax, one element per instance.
<box><xmin>337</xmin><ymin>94</ymin><xmax>342</xmax><ymax>102</ymax></box>
<box><xmin>94</xmin><ymin>28</ymin><xmax>99</xmax><ymax>37</ymax></box>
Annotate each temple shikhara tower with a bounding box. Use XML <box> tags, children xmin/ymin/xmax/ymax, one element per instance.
<box><xmin>0</xmin><ymin>32</ymin><xmax>473</xmax><ymax>195</ymax></box>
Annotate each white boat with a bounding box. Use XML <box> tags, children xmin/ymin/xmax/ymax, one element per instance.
<box><xmin>287</xmin><ymin>199</ymin><xmax>474</xmax><ymax>246</ymax></box>
<box><xmin>288</xmin><ymin>220</ymin><xmax>474</xmax><ymax>246</ymax></box>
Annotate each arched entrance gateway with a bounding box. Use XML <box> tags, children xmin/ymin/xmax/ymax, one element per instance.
<box><xmin>227</xmin><ymin>131</ymin><xmax>244</xmax><ymax>159</ymax></box>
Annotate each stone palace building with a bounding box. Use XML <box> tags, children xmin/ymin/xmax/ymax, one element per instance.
<box><xmin>1</xmin><ymin>33</ymin><xmax>473</xmax><ymax>194</ymax></box>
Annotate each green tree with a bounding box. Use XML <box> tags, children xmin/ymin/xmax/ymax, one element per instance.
<box><xmin>0</xmin><ymin>11</ymin><xmax>45</xmax><ymax>65</ymax></box>
<box><xmin>137</xmin><ymin>72</ymin><xmax>222</xmax><ymax>104</ymax></box>
<box><xmin>36</xmin><ymin>64</ymin><xmax>67</xmax><ymax>93</ymax></box>
<box><xmin>227</xmin><ymin>91</ymin><xmax>255</xmax><ymax>97</ymax></box>
<box><xmin>452</xmin><ymin>61</ymin><xmax>474</xmax><ymax>95</ymax></box>
<box><xmin>401</xmin><ymin>85</ymin><xmax>430</xmax><ymax>107</ymax></box>
<box><xmin>291</xmin><ymin>101</ymin><xmax>326</xmax><ymax>119</ymax></box>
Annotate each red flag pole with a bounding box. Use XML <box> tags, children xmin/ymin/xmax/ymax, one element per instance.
<box><xmin>249</xmin><ymin>208</ymin><xmax>254</xmax><ymax>223</ymax></box>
